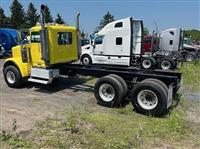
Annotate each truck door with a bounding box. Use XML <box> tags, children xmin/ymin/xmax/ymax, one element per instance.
<box><xmin>93</xmin><ymin>35</ymin><xmax>106</xmax><ymax>64</ymax></box>
<box><xmin>93</xmin><ymin>35</ymin><xmax>104</xmax><ymax>55</ymax></box>
<box><xmin>30</xmin><ymin>31</ymin><xmax>45</xmax><ymax>66</ymax></box>
<box><xmin>132</xmin><ymin>20</ymin><xmax>143</xmax><ymax>55</ymax></box>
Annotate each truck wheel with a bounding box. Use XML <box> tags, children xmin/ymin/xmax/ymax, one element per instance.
<box><xmin>141</xmin><ymin>57</ymin><xmax>156</xmax><ymax>69</ymax></box>
<box><xmin>94</xmin><ymin>76</ymin><xmax>124</xmax><ymax>107</ymax></box>
<box><xmin>171</xmin><ymin>52</ymin><xmax>183</xmax><ymax>62</ymax></box>
<box><xmin>131</xmin><ymin>81</ymin><xmax>168</xmax><ymax>116</ymax></box>
<box><xmin>81</xmin><ymin>55</ymin><xmax>92</xmax><ymax>65</ymax></box>
<box><xmin>159</xmin><ymin>57</ymin><xmax>173</xmax><ymax>70</ymax></box>
<box><xmin>142</xmin><ymin>79</ymin><xmax>168</xmax><ymax>98</ymax></box>
<box><xmin>185</xmin><ymin>52</ymin><xmax>197</xmax><ymax>62</ymax></box>
<box><xmin>3</xmin><ymin>65</ymin><xmax>25</xmax><ymax>88</ymax></box>
<box><xmin>172</xmin><ymin>60</ymin><xmax>178</xmax><ymax>69</ymax></box>
<box><xmin>108</xmin><ymin>74</ymin><xmax>128</xmax><ymax>97</ymax></box>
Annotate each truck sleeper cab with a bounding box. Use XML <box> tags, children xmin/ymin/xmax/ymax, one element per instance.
<box><xmin>81</xmin><ymin>17</ymin><xmax>142</xmax><ymax>66</ymax></box>
<box><xmin>81</xmin><ymin>18</ymin><xmax>180</xmax><ymax>70</ymax></box>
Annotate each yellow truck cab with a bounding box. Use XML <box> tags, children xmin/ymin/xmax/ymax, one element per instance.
<box><xmin>3</xmin><ymin>5</ymin><xmax>80</xmax><ymax>87</ymax></box>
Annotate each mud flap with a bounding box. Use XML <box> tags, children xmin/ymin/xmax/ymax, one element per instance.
<box><xmin>167</xmin><ymin>84</ymin><xmax>173</xmax><ymax>108</ymax></box>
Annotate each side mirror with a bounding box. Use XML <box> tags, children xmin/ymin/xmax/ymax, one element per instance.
<box><xmin>22</xmin><ymin>45</ymin><xmax>26</xmax><ymax>48</ymax></box>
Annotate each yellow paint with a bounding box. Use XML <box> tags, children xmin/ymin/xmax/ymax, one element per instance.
<box><xmin>5</xmin><ymin>45</ymin><xmax>30</xmax><ymax>77</ymax></box>
<box><xmin>4</xmin><ymin>24</ymin><xmax>79</xmax><ymax>78</ymax></box>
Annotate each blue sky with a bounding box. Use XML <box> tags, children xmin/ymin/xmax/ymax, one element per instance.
<box><xmin>0</xmin><ymin>0</ymin><xmax>199</xmax><ymax>34</ymax></box>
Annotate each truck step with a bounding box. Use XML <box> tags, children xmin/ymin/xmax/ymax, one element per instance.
<box><xmin>28</xmin><ymin>78</ymin><xmax>52</xmax><ymax>84</ymax></box>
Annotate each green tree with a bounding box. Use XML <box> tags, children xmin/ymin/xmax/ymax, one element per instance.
<box><xmin>143</xmin><ymin>27</ymin><xmax>149</xmax><ymax>36</ymax></box>
<box><xmin>44</xmin><ymin>5</ymin><xmax>53</xmax><ymax>23</ymax></box>
<box><xmin>94</xmin><ymin>11</ymin><xmax>115</xmax><ymax>33</ymax></box>
<box><xmin>26</xmin><ymin>2</ymin><xmax>39</xmax><ymax>27</ymax></box>
<box><xmin>184</xmin><ymin>29</ymin><xmax>200</xmax><ymax>41</ymax></box>
<box><xmin>10</xmin><ymin>0</ymin><xmax>26</xmax><ymax>29</ymax></box>
<box><xmin>55</xmin><ymin>13</ymin><xmax>65</xmax><ymax>24</ymax></box>
<box><xmin>0</xmin><ymin>7</ymin><xmax>6</xmax><ymax>27</ymax></box>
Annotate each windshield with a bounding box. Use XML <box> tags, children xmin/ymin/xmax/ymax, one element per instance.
<box><xmin>21</xmin><ymin>33</ymin><xmax>30</xmax><ymax>44</ymax></box>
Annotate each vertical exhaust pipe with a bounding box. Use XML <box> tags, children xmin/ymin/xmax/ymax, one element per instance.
<box><xmin>76</xmin><ymin>12</ymin><xmax>80</xmax><ymax>31</ymax></box>
<box><xmin>76</xmin><ymin>12</ymin><xmax>81</xmax><ymax>58</ymax></box>
<box><xmin>40</xmin><ymin>4</ymin><xmax>50</xmax><ymax>64</ymax></box>
<box><xmin>40</xmin><ymin>5</ymin><xmax>45</xmax><ymax>30</ymax></box>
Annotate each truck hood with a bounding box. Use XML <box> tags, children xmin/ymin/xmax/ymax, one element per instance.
<box><xmin>81</xmin><ymin>45</ymin><xmax>92</xmax><ymax>50</ymax></box>
<box><xmin>183</xmin><ymin>44</ymin><xmax>198</xmax><ymax>50</ymax></box>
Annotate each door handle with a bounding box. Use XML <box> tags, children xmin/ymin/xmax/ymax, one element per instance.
<box><xmin>100</xmin><ymin>51</ymin><xmax>103</xmax><ymax>54</ymax></box>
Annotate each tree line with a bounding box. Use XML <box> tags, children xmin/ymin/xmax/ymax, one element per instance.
<box><xmin>2</xmin><ymin>0</ymin><xmax>198</xmax><ymax>40</ymax></box>
<box><xmin>0</xmin><ymin>0</ymin><xmax>65</xmax><ymax>29</ymax></box>
<box><xmin>184</xmin><ymin>29</ymin><xmax>200</xmax><ymax>41</ymax></box>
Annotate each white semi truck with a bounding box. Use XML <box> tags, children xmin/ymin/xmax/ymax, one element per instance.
<box><xmin>159</xmin><ymin>28</ymin><xmax>200</xmax><ymax>62</ymax></box>
<box><xmin>81</xmin><ymin>18</ymin><xmax>183</xmax><ymax>70</ymax></box>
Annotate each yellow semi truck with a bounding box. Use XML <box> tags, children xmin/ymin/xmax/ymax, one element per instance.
<box><xmin>3</xmin><ymin>5</ymin><xmax>182</xmax><ymax>116</ymax></box>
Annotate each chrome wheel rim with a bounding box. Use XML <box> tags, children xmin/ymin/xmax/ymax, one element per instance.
<box><xmin>99</xmin><ymin>84</ymin><xmax>115</xmax><ymax>102</ymax></box>
<box><xmin>161</xmin><ymin>60</ymin><xmax>171</xmax><ymax>70</ymax></box>
<box><xmin>83</xmin><ymin>57</ymin><xmax>90</xmax><ymax>65</ymax></box>
<box><xmin>186</xmin><ymin>55</ymin><xmax>194</xmax><ymax>62</ymax></box>
<box><xmin>6</xmin><ymin>71</ymin><xmax>16</xmax><ymax>84</ymax></box>
<box><xmin>137</xmin><ymin>89</ymin><xmax>158</xmax><ymax>110</ymax></box>
<box><xmin>142</xmin><ymin>59</ymin><xmax>151</xmax><ymax>69</ymax></box>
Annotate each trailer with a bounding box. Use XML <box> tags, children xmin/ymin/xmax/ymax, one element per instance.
<box><xmin>3</xmin><ymin>5</ymin><xmax>182</xmax><ymax>116</ymax></box>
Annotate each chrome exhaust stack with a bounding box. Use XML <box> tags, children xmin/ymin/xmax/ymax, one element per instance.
<box><xmin>76</xmin><ymin>12</ymin><xmax>81</xmax><ymax>58</ymax></box>
<box><xmin>40</xmin><ymin>4</ymin><xmax>50</xmax><ymax>64</ymax></box>
<box><xmin>76</xmin><ymin>12</ymin><xmax>80</xmax><ymax>31</ymax></box>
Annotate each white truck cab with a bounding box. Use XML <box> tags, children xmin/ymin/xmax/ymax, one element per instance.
<box><xmin>159</xmin><ymin>28</ymin><xmax>183</xmax><ymax>53</ymax></box>
<box><xmin>81</xmin><ymin>17</ymin><xmax>143</xmax><ymax>66</ymax></box>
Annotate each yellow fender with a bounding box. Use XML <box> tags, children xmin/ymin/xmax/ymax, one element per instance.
<box><xmin>4</xmin><ymin>58</ymin><xmax>30</xmax><ymax>77</ymax></box>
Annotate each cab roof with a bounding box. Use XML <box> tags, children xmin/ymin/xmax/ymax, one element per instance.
<box><xmin>30</xmin><ymin>24</ymin><xmax>77</xmax><ymax>31</ymax></box>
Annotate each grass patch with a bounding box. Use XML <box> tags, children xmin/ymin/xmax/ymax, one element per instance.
<box><xmin>178</xmin><ymin>60</ymin><xmax>200</xmax><ymax>92</ymax></box>
<box><xmin>2</xmin><ymin>99</ymin><xmax>199</xmax><ymax>149</ymax></box>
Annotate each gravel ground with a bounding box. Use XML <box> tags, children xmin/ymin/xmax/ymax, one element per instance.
<box><xmin>0</xmin><ymin>59</ymin><xmax>98</xmax><ymax>134</ymax></box>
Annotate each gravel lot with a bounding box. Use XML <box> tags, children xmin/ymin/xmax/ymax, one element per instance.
<box><xmin>0</xmin><ymin>59</ymin><xmax>98</xmax><ymax>134</ymax></box>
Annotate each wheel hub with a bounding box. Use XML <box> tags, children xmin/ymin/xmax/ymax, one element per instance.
<box><xmin>6</xmin><ymin>71</ymin><xmax>16</xmax><ymax>84</ymax></box>
<box><xmin>83</xmin><ymin>57</ymin><xmax>90</xmax><ymax>65</ymax></box>
<box><xmin>137</xmin><ymin>89</ymin><xmax>158</xmax><ymax>110</ymax></box>
<box><xmin>161</xmin><ymin>60</ymin><xmax>171</xmax><ymax>70</ymax></box>
<box><xmin>99</xmin><ymin>84</ymin><xmax>115</xmax><ymax>102</ymax></box>
<box><xmin>186</xmin><ymin>55</ymin><xmax>193</xmax><ymax>62</ymax></box>
<box><xmin>142</xmin><ymin>59</ymin><xmax>151</xmax><ymax>69</ymax></box>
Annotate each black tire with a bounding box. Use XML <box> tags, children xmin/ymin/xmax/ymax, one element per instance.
<box><xmin>81</xmin><ymin>54</ymin><xmax>92</xmax><ymax>65</ymax></box>
<box><xmin>94</xmin><ymin>76</ymin><xmax>124</xmax><ymax>107</ymax></box>
<box><xmin>108</xmin><ymin>74</ymin><xmax>128</xmax><ymax>97</ymax></box>
<box><xmin>159</xmin><ymin>57</ymin><xmax>174</xmax><ymax>70</ymax></box>
<box><xmin>142</xmin><ymin>79</ymin><xmax>168</xmax><ymax>98</ymax></box>
<box><xmin>171</xmin><ymin>52</ymin><xmax>183</xmax><ymax>62</ymax></box>
<box><xmin>185</xmin><ymin>52</ymin><xmax>197</xmax><ymax>62</ymax></box>
<box><xmin>131</xmin><ymin>81</ymin><xmax>168</xmax><ymax>116</ymax></box>
<box><xmin>141</xmin><ymin>56</ymin><xmax>156</xmax><ymax>69</ymax></box>
<box><xmin>172</xmin><ymin>59</ymin><xmax>178</xmax><ymax>69</ymax></box>
<box><xmin>3</xmin><ymin>65</ymin><xmax>25</xmax><ymax>88</ymax></box>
